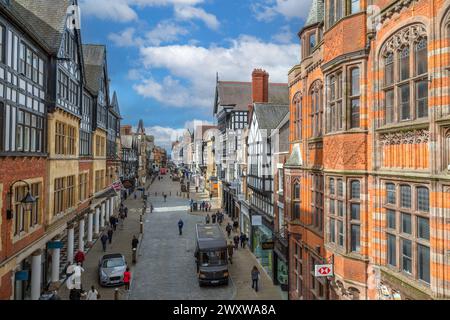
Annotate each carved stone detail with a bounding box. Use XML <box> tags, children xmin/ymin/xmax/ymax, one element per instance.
<box><xmin>380</xmin><ymin>0</ymin><xmax>419</xmax><ymax>24</ymax></box>
<box><xmin>381</xmin><ymin>24</ymin><xmax>427</xmax><ymax>56</ymax></box>
<box><xmin>379</xmin><ymin>129</ymin><xmax>430</xmax><ymax>146</ymax></box>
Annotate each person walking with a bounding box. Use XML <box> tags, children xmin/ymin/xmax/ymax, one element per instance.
<box><xmin>233</xmin><ymin>235</ymin><xmax>240</xmax><ymax>250</ymax></box>
<box><xmin>251</xmin><ymin>266</ymin><xmax>260</xmax><ymax>292</ymax></box>
<box><xmin>74</xmin><ymin>250</ymin><xmax>85</xmax><ymax>266</ymax></box>
<box><xmin>240</xmin><ymin>233</ymin><xmax>247</xmax><ymax>248</ymax></box>
<box><xmin>124</xmin><ymin>207</ymin><xmax>128</xmax><ymax>218</ymax></box>
<box><xmin>107</xmin><ymin>227</ymin><xmax>113</xmax><ymax>244</ymax></box>
<box><xmin>226</xmin><ymin>223</ymin><xmax>232</xmax><ymax>238</ymax></box>
<box><xmin>205</xmin><ymin>214</ymin><xmax>211</xmax><ymax>224</ymax></box>
<box><xmin>164</xmin><ymin>194</ymin><xmax>167</xmax><ymax>202</ymax></box>
<box><xmin>100</xmin><ymin>233</ymin><xmax>108</xmax><ymax>252</ymax></box>
<box><xmin>227</xmin><ymin>241</ymin><xmax>234</xmax><ymax>264</ymax></box>
<box><xmin>233</xmin><ymin>220</ymin><xmax>239</xmax><ymax>233</ymax></box>
<box><xmin>86</xmin><ymin>286</ymin><xmax>99</xmax><ymax>300</ymax></box>
<box><xmin>178</xmin><ymin>219</ymin><xmax>184</xmax><ymax>235</ymax></box>
<box><xmin>123</xmin><ymin>267</ymin><xmax>131</xmax><ymax>291</ymax></box>
<box><xmin>109</xmin><ymin>215</ymin><xmax>115</xmax><ymax>229</ymax></box>
<box><xmin>209</xmin><ymin>193</ymin><xmax>213</xmax><ymax>201</ymax></box>
<box><xmin>132</xmin><ymin>235</ymin><xmax>139</xmax><ymax>250</ymax></box>
<box><xmin>212</xmin><ymin>213</ymin><xmax>216</xmax><ymax>224</ymax></box>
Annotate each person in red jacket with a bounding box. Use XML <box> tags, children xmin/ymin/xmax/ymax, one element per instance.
<box><xmin>74</xmin><ymin>250</ymin><xmax>85</xmax><ymax>266</ymax></box>
<box><xmin>123</xmin><ymin>267</ymin><xmax>131</xmax><ymax>291</ymax></box>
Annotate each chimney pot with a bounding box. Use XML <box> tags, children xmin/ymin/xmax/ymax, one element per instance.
<box><xmin>252</xmin><ymin>68</ymin><xmax>269</xmax><ymax>103</ymax></box>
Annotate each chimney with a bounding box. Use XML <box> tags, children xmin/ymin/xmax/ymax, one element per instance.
<box><xmin>252</xmin><ymin>69</ymin><xmax>269</xmax><ymax>103</ymax></box>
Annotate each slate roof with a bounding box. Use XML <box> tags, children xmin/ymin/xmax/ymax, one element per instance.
<box><xmin>9</xmin><ymin>0</ymin><xmax>73</xmax><ymax>53</ymax></box>
<box><xmin>110</xmin><ymin>91</ymin><xmax>121</xmax><ymax>118</ymax></box>
<box><xmin>304</xmin><ymin>0</ymin><xmax>324</xmax><ymax>28</ymax></box>
<box><xmin>83</xmin><ymin>44</ymin><xmax>106</xmax><ymax>93</ymax></box>
<box><xmin>253</xmin><ymin>103</ymin><xmax>289</xmax><ymax>133</ymax></box>
<box><xmin>215</xmin><ymin>81</ymin><xmax>288</xmax><ymax>113</ymax></box>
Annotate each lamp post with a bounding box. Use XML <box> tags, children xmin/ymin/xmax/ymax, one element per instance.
<box><xmin>6</xmin><ymin>180</ymin><xmax>36</xmax><ymax>220</ymax></box>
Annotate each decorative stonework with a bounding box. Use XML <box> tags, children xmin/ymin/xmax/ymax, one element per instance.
<box><xmin>381</xmin><ymin>24</ymin><xmax>427</xmax><ymax>56</ymax></box>
<box><xmin>380</xmin><ymin>0</ymin><xmax>420</xmax><ymax>24</ymax></box>
<box><xmin>379</xmin><ymin>129</ymin><xmax>430</xmax><ymax>146</ymax></box>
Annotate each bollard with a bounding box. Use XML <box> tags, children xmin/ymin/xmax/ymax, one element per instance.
<box><xmin>140</xmin><ymin>222</ymin><xmax>144</xmax><ymax>234</ymax></box>
<box><xmin>114</xmin><ymin>288</ymin><xmax>119</xmax><ymax>300</ymax></box>
<box><xmin>132</xmin><ymin>248</ymin><xmax>137</xmax><ymax>263</ymax></box>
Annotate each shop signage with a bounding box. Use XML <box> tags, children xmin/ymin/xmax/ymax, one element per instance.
<box><xmin>314</xmin><ymin>264</ymin><xmax>334</xmax><ymax>277</ymax></box>
<box><xmin>261</xmin><ymin>241</ymin><xmax>275</xmax><ymax>250</ymax></box>
<box><xmin>47</xmin><ymin>241</ymin><xmax>64</xmax><ymax>249</ymax></box>
<box><xmin>15</xmin><ymin>270</ymin><xmax>29</xmax><ymax>281</ymax></box>
<box><xmin>252</xmin><ymin>215</ymin><xmax>262</xmax><ymax>226</ymax></box>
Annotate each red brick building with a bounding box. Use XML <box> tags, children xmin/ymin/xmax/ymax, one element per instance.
<box><xmin>286</xmin><ymin>0</ymin><xmax>450</xmax><ymax>300</ymax></box>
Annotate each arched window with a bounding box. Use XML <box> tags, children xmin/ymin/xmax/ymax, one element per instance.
<box><xmin>310</xmin><ymin>81</ymin><xmax>323</xmax><ymax>137</ymax></box>
<box><xmin>293</xmin><ymin>181</ymin><xmax>301</xmax><ymax>220</ymax></box>
<box><xmin>381</xmin><ymin>25</ymin><xmax>428</xmax><ymax>124</ymax></box>
<box><xmin>293</xmin><ymin>93</ymin><xmax>302</xmax><ymax>140</ymax></box>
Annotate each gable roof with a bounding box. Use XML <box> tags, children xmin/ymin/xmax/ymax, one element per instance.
<box><xmin>10</xmin><ymin>0</ymin><xmax>73</xmax><ymax>53</ymax></box>
<box><xmin>253</xmin><ymin>103</ymin><xmax>289</xmax><ymax>133</ymax></box>
<box><xmin>83</xmin><ymin>44</ymin><xmax>106</xmax><ymax>93</ymax></box>
<box><xmin>110</xmin><ymin>91</ymin><xmax>121</xmax><ymax>118</ymax></box>
<box><xmin>215</xmin><ymin>81</ymin><xmax>289</xmax><ymax>114</ymax></box>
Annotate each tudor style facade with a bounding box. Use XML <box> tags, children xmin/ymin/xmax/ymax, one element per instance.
<box><xmin>286</xmin><ymin>0</ymin><xmax>450</xmax><ymax>300</ymax></box>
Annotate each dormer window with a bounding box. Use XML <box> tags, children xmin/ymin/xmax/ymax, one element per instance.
<box><xmin>310</xmin><ymin>34</ymin><xmax>316</xmax><ymax>51</ymax></box>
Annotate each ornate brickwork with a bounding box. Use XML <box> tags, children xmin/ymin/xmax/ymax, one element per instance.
<box><xmin>379</xmin><ymin>129</ymin><xmax>430</xmax><ymax>146</ymax></box>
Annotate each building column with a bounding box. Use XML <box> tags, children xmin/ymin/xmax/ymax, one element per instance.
<box><xmin>78</xmin><ymin>218</ymin><xmax>85</xmax><ymax>252</ymax></box>
<box><xmin>110</xmin><ymin>197</ymin><xmax>114</xmax><ymax>216</ymax></box>
<box><xmin>51</xmin><ymin>244</ymin><xmax>61</xmax><ymax>283</ymax></box>
<box><xmin>94</xmin><ymin>207</ymin><xmax>100</xmax><ymax>236</ymax></box>
<box><xmin>31</xmin><ymin>250</ymin><xmax>42</xmax><ymax>300</ymax></box>
<box><xmin>67</xmin><ymin>224</ymin><xmax>75</xmax><ymax>264</ymax></box>
<box><xmin>105</xmin><ymin>200</ymin><xmax>110</xmax><ymax>223</ymax></box>
<box><xmin>101</xmin><ymin>202</ymin><xmax>106</xmax><ymax>229</ymax></box>
<box><xmin>87</xmin><ymin>212</ymin><xmax>93</xmax><ymax>246</ymax></box>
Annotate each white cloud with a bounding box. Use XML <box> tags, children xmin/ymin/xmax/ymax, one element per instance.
<box><xmin>253</xmin><ymin>0</ymin><xmax>313</xmax><ymax>21</ymax></box>
<box><xmin>80</xmin><ymin>0</ymin><xmax>138</xmax><ymax>22</ymax></box>
<box><xmin>272</xmin><ymin>25</ymin><xmax>295</xmax><ymax>44</ymax></box>
<box><xmin>174</xmin><ymin>5</ymin><xmax>220</xmax><ymax>30</ymax></box>
<box><xmin>108</xmin><ymin>28</ymin><xmax>144</xmax><ymax>47</ymax></box>
<box><xmin>146</xmin><ymin>21</ymin><xmax>189</xmax><ymax>45</ymax></box>
<box><xmin>80</xmin><ymin>0</ymin><xmax>218</xmax><ymax>28</ymax></box>
<box><xmin>134</xmin><ymin>35</ymin><xmax>299</xmax><ymax>108</ymax></box>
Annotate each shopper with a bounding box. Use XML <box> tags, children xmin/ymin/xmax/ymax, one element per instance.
<box><xmin>100</xmin><ymin>233</ymin><xmax>108</xmax><ymax>252</ymax></box>
<box><xmin>107</xmin><ymin>227</ymin><xmax>113</xmax><ymax>244</ymax></box>
<box><xmin>251</xmin><ymin>266</ymin><xmax>260</xmax><ymax>292</ymax></box>
<box><xmin>86</xmin><ymin>286</ymin><xmax>99</xmax><ymax>300</ymax></box>
<box><xmin>123</xmin><ymin>267</ymin><xmax>131</xmax><ymax>291</ymax></box>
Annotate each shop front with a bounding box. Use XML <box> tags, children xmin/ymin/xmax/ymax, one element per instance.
<box><xmin>240</xmin><ymin>201</ymin><xmax>251</xmax><ymax>240</ymax></box>
<box><xmin>251</xmin><ymin>216</ymin><xmax>274</xmax><ymax>280</ymax></box>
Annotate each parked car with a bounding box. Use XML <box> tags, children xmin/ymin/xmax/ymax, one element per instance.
<box><xmin>98</xmin><ymin>253</ymin><xmax>127</xmax><ymax>287</ymax></box>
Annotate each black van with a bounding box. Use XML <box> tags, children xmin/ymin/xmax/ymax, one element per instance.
<box><xmin>195</xmin><ymin>224</ymin><xmax>229</xmax><ymax>286</ymax></box>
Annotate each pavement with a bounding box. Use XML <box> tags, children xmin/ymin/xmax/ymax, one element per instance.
<box><xmin>57</xmin><ymin>179</ymin><xmax>150</xmax><ymax>300</ymax></box>
<box><xmin>188</xmin><ymin>186</ymin><xmax>284</xmax><ymax>300</ymax></box>
<box><xmin>57</xmin><ymin>173</ymin><xmax>284</xmax><ymax>300</ymax></box>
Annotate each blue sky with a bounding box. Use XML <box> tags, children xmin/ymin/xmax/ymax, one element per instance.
<box><xmin>79</xmin><ymin>0</ymin><xmax>312</xmax><ymax>150</ymax></box>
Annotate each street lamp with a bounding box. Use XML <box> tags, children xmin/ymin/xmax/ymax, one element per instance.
<box><xmin>6</xmin><ymin>180</ymin><xmax>36</xmax><ymax>220</ymax></box>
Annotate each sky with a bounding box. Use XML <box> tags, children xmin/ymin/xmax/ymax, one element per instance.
<box><xmin>79</xmin><ymin>0</ymin><xmax>312</xmax><ymax>151</ymax></box>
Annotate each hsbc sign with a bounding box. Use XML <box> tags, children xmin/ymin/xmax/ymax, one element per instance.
<box><xmin>314</xmin><ymin>264</ymin><xmax>334</xmax><ymax>277</ymax></box>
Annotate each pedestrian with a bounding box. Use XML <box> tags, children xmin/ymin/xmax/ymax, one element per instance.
<box><xmin>109</xmin><ymin>215</ymin><xmax>115</xmax><ymax>229</ymax></box>
<box><xmin>86</xmin><ymin>285</ymin><xmax>99</xmax><ymax>300</ymax></box>
<box><xmin>209</xmin><ymin>193</ymin><xmax>213</xmax><ymax>201</ymax></box>
<box><xmin>132</xmin><ymin>235</ymin><xmax>139</xmax><ymax>250</ymax></box>
<box><xmin>124</xmin><ymin>207</ymin><xmax>128</xmax><ymax>218</ymax></box>
<box><xmin>233</xmin><ymin>220</ymin><xmax>239</xmax><ymax>233</ymax></box>
<box><xmin>251</xmin><ymin>266</ymin><xmax>260</xmax><ymax>292</ymax></box>
<box><xmin>240</xmin><ymin>233</ymin><xmax>246</xmax><ymax>248</ymax></box>
<box><xmin>69</xmin><ymin>288</ymin><xmax>81</xmax><ymax>300</ymax></box>
<box><xmin>123</xmin><ymin>267</ymin><xmax>131</xmax><ymax>291</ymax></box>
<box><xmin>113</xmin><ymin>216</ymin><xmax>118</xmax><ymax>231</ymax></box>
<box><xmin>107</xmin><ymin>227</ymin><xmax>113</xmax><ymax>244</ymax></box>
<box><xmin>100</xmin><ymin>233</ymin><xmax>108</xmax><ymax>252</ymax></box>
<box><xmin>226</xmin><ymin>223</ymin><xmax>232</xmax><ymax>238</ymax></box>
<box><xmin>164</xmin><ymin>194</ymin><xmax>167</xmax><ymax>202</ymax></box>
<box><xmin>233</xmin><ymin>235</ymin><xmax>240</xmax><ymax>249</ymax></box>
<box><xmin>150</xmin><ymin>204</ymin><xmax>154</xmax><ymax>213</ymax></box>
<box><xmin>178</xmin><ymin>219</ymin><xmax>184</xmax><ymax>235</ymax></box>
<box><xmin>74</xmin><ymin>250</ymin><xmax>85</xmax><ymax>266</ymax></box>
<box><xmin>212</xmin><ymin>213</ymin><xmax>216</xmax><ymax>224</ymax></box>
<box><xmin>227</xmin><ymin>241</ymin><xmax>234</xmax><ymax>264</ymax></box>
<box><xmin>205</xmin><ymin>214</ymin><xmax>211</xmax><ymax>224</ymax></box>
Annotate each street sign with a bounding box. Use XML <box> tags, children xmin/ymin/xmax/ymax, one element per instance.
<box><xmin>252</xmin><ymin>215</ymin><xmax>262</xmax><ymax>226</ymax></box>
<box><xmin>15</xmin><ymin>270</ymin><xmax>29</xmax><ymax>281</ymax></box>
<box><xmin>47</xmin><ymin>241</ymin><xmax>63</xmax><ymax>249</ymax></box>
<box><xmin>261</xmin><ymin>241</ymin><xmax>274</xmax><ymax>250</ymax></box>
<box><xmin>314</xmin><ymin>264</ymin><xmax>334</xmax><ymax>277</ymax></box>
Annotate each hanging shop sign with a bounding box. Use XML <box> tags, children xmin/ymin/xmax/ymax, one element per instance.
<box><xmin>314</xmin><ymin>264</ymin><xmax>334</xmax><ymax>277</ymax></box>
